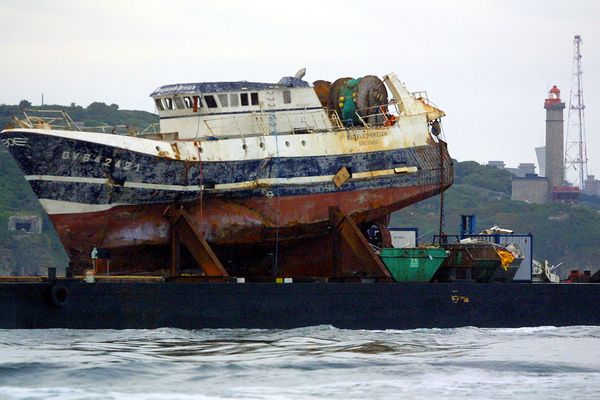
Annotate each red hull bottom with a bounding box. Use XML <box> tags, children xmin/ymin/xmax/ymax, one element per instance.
<box><xmin>51</xmin><ymin>183</ymin><xmax>448</xmax><ymax>275</ymax></box>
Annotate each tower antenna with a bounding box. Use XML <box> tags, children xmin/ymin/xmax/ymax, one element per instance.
<box><xmin>564</xmin><ymin>34</ymin><xmax>588</xmax><ymax>189</ymax></box>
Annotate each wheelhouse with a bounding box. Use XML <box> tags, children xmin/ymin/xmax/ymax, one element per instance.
<box><xmin>150</xmin><ymin>78</ymin><xmax>332</xmax><ymax>140</ymax></box>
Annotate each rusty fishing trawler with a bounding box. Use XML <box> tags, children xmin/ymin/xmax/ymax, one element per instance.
<box><xmin>1</xmin><ymin>70</ymin><xmax>452</xmax><ymax>278</ymax></box>
<box><xmin>4</xmin><ymin>71</ymin><xmax>600</xmax><ymax>332</ymax></box>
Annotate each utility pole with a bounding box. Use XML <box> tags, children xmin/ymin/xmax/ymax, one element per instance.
<box><xmin>564</xmin><ymin>34</ymin><xmax>588</xmax><ymax>189</ymax></box>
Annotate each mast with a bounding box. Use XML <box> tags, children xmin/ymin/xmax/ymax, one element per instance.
<box><xmin>564</xmin><ymin>34</ymin><xmax>588</xmax><ymax>189</ymax></box>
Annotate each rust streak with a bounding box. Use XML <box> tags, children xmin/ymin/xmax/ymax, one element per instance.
<box><xmin>170</xmin><ymin>143</ymin><xmax>181</xmax><ymax>160</ymax></box>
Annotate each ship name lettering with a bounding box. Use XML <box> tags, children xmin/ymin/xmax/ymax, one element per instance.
<box><xmin>346</xmin><ymin>131</ymin><xmax>388</xmax><ymax>143</ymax></box>
<box><xmin>61</xmin><ymin>151</ymin><xmax>141</xmax><ymax>172</ymax></box>
<box><xmin>358</xmin><ymin>139</ymin><xmax>380</xmax><ymax>146</ymax></box>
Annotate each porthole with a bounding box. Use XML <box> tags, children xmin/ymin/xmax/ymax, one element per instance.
<box><xmin>301</xmin><ymin>140</ymin><xmax>306</xmax><ymax>146</ymax></box>
<box><xmin>259</xmin><ymin>142</ymin><xmax>265</xmax><ymax>149</ymax></box>
<box><xmin>285</xmin><ymin>141</ymin><xmax>290</xmax><ymax>147</ymax></box>
<box><xmin>242</xmin><ymin>144</ymin><xmax>248</xmax><ymax>150</ymax></box>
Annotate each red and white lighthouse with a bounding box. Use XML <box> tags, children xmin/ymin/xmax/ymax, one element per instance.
<box><xmin>544</xmin><ymin>85</ymin><xmax>565</xmax><ymax>197</ymax></box>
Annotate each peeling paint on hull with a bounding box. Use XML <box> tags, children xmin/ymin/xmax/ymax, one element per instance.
<box><xmin>49</xmin><ymin>180</ymin><xmax>451</xmax><ymax>274</ymax></box>
<box><xmin>2</xmin><ymin>125</ymin><xmax>452</xmax><ymax>274</ymax></box>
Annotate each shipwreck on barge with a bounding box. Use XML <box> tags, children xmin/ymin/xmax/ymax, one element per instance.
<box><xmin>1</xmin><ymin>71</ymin><xmax>452</xmax><ymax>278</ymax></box>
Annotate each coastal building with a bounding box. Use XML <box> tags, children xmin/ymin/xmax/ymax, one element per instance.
<box><xmin>486</xmin><ymin>162</ymin><xmax>536</xmax><ymax>178</ymax></box>
<box><xmin>584</xmin><ymin>175</ymin><xmax>600</xmax><ymax>197</ymax></box>
<box><xmin>535</xmin><ymin>146</ymin><xmax>546</xmax><ymax>177</ymax></box>
<box><xmin>511</xmin><ymin>174</ymin><xmax>548</xmax><ymax>204</ymax></box>
<box><xmin>517</xmin><ymin>163</ymin><xmax>536</xmax><ymax>177</ymax></box>
<box><xmin>8</xmin><ymin>215</ymin><xmax>42</xmax><ymax>234</ymax></box>
<box><xmin>487</xmin><ymin>161</ymin><xmax>505</xmax><ymax>169</ymax></box>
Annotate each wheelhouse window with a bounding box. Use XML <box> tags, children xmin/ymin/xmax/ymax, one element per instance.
<box><xmin>251</xmin><ymin>92</ymin><xmax>259</xmax><ymax>105</ymax></box>
<box><xmin>193</xmin><ymin>96</ymin><xmax>201</xmax><ymax>110</ymax></box>
<box><xmin>283</xmin><ymin>90</ymin><xmax>291</xmax><ymax>104</ymax></box>
<box><xmin>204</xmin><ymin>95</ymin><xmax>218</xmax><ymax>108</ymax></box>
<box><xmin>183</xmin><ymin>96</ymin><xmax>193</xmax><ymax>108</ymax></box>
<box><xmin>240</xmin><ymin>93</ymin><xmax>249</xmax><ymax>106</ymax></box>
<box><xmin>174</xmin><ymin>96</ymin><xmax>185</xmax><ymax>109</ymax></box>
<box><xmin>218</xmin><ymin>94</ymin><xmax>229</xmax><ymax>107</ymax></box>
<box><xmin>164</xmin><ymin>98</ymin><xmax>174</xmax><ymax>110</ymax></box>
<box><xmin>155</xmin><ymin>98</ymin><xmax>164</xmax><ymax>111</ymax></box>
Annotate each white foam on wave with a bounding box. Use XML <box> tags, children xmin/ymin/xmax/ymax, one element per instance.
<box><xmin>0</xmin><ymin>386</ymin><xmax>220</xmax><ymax>400</ymax></box>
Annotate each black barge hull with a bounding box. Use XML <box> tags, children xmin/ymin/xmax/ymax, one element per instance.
<box><xmin>2</xmin><ymin>281</ymin><xmax>600</xmax><ymax>329</ymax></box>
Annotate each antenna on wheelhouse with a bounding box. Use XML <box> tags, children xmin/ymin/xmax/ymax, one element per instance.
<box><xmin>294</xmin><ymin>68</ymin><xmax>306</xmax><ymax>80</ymax></box>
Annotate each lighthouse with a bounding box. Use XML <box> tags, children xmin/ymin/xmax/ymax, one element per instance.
<box><xmin>544</xmin><ymin>85</ymin><xmax>565</xmax><ymax>198</ymax></box>
<box><xmin>512</xmin><ymin>85</ymin><xmax>580</xmax><ymax>204</ymax></box>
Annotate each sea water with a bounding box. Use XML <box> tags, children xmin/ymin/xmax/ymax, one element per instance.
<box><xmin>0</xmin><ymin>326</ymin><xmax>599</xmax><ymax>399</ymax></box>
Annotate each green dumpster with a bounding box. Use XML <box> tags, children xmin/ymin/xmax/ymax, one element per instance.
<box><xmin>380</xmin><ymin>247</ymin><xmax>448</xmax><ymax>282</ymax></box>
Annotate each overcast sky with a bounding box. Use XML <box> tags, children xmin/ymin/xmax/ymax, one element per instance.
<box><xmin>1</xmin><ymin>0</ymin><xmax>599</xmax><ymax>179</ymax></box>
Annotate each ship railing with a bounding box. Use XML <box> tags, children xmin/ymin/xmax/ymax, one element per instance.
<box><xmin>139</xmin><ymin>123</ymin><xmax>161</xmax><ymax>135</ymax></box>
<box><xmin>412</xmin><ymin>91</ymin><xmax>443</xmax><ymax>111</ymax></box>
<box><xmin>327</xmin><ymin>110</ymin><xmax>345</xmax><ymax>129</ymax></box>
<box><xmin>352</xmin><ymin>103</ymin><xmax>399</xmax><ymax>129</ymax></box>
<box><xmin>433</xmin><ymin>235</ymin><xmax>461</xmax><ymax>245</ymax></box>
<box><xmin>323</xmin><ymin>102</ymin><xmax>401</xmax><ymax>130</ymax></box>
<box><xmin>412</xmin><ymin>91</ymin><xmax>430</xmax><ymax>103</ymax></box>
<box><xmin>11</xmin><ymin>109</ymin><xmax>154</xmax><ymax>136</ymax></box>
<box><xmin>200</xmin><ymin>108</ymin><xmax>334</xmax><ymax>138</ymax></box>
<box><xmin>14</xmin><ymin>109</ymin><xmax>82</xmax><ymax>131</ymax></box>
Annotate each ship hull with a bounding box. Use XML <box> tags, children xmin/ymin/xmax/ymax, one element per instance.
<box><xmin>49</xmin><ymin>182</ymin><xmax>446</xmax><ymax>274</ymax></box>
<box><xmin>2</xmin><ymin>127</ymin><xmax>452</xmax><ymax>274</ymax></box>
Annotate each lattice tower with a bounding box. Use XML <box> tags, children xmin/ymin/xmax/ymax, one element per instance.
<box><xmin>564</xmin><ymin>34</ymin><xmax>588</xmax><ymax>189</ymax></box>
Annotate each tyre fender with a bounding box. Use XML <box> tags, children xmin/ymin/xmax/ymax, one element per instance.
<box><xmin>48</xmin><ymin>283</ymin><xmax>69</xmax><ymax>308</ymax></box>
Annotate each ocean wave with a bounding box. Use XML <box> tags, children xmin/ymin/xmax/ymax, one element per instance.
<box><xmin>1</xmin><ymin>326</ymin><xmax>599</xmax><ymax>399</ymax></box>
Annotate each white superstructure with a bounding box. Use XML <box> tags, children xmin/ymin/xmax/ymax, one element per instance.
<box><xmin>151</xmin><ymin>77</ymin><xmax>333</xmax><ymax>139</ymax></box>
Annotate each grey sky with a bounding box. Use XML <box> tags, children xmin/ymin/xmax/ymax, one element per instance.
<box><xmin>1</xmin><ymin>0</ymin><xmax>599</xmax><ymax>179</ymax></box>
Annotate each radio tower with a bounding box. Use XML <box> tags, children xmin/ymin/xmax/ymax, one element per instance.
<box><xmin>564</xmin><ymin>34</ymin><xmax>588</xmax><ymax>189</ymax></box>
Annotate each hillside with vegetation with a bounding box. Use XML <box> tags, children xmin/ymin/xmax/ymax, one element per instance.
<box><xmin>1</xmin><ymin>100</ymin><xmax>158</xmax><ymax>131</ymax></box>
<box><xmin>391</xmin><ymin>161</ymin><xmax>600</xmax><ymax>276</ymax></box>
<box><xmin>0</xmin><ymin>102</ymin><xmax>158</xmax><ymax>275</ymax></box>
<box><xmin>0</xmin><ymin>148</ymin><xmax>68</xmax><ymax>275</ymax></box>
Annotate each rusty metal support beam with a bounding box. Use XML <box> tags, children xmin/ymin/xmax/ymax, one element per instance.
<box><xmin>170</xmin><ymin>219</ymin><xmax>180</xmax><ymax>277</ymax></box>
<box><xmin>329</xmin><ymin>207</ymin><xmax>392</xmax><ymax>280</ymax></box>
<box><xmin>168</xmin><ymin>209</ymin><xmax>228</xmax><ymax>277</ymax></box>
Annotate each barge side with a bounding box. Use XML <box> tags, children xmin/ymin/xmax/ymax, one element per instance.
<box><xmin>1</xmin><ymin>281</ymin><xmax>599</xmax><ymax>329</ymax></box>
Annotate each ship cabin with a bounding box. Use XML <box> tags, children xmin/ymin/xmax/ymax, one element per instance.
<box><xmin>150</xmin><ymin>77</ymin><xmax>335</xmax><ymax>140</ymax></box>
